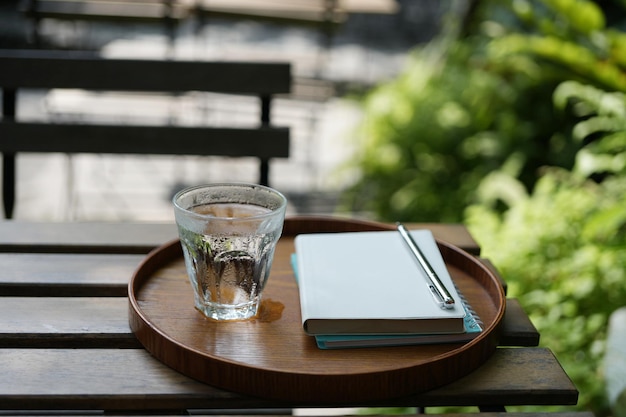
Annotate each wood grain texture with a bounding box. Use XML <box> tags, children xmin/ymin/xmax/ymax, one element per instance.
<box><xmin>128</xmin><ymin>217</ymin><xmax>506</xmax><ymax>403</ymax></box>
<box><xmin>0</xmin><ymin>297</ymin><xmax>536</xmax><ymax>348</ymax></box>
<box><xmin>0</xmin><ymin>218</ymin><xmax>480</xmax><ymax>254</ymax></box>
<box><xmin>500</xmin><ymin>299</ymin><xmax>540</xmax><ymax>347</ymax></box>
<box><xmin>0</xmin><ymin>348</ymin><xmax>577</xmax><ymax>410</ymax></box>
<box><xmin>0</xmin><ymin>297</ymin><xmax>140</xmax><ymax>348</ymax></box>
<box><xmin>0</xmin><ymin>222</ymin><xmax>178</xmax><ymax>253</ymax></box>
<box><xmin>283</xmin><ymin>216</ymin><xmax>481</xmax><ymax>255</ymax></box>
<box><xmin>0</xmin><ymin>253</ymin><xmax>143</xmax><ymax>296</ymax></box>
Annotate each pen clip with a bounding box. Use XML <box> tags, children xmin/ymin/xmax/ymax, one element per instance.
<box><xmin>424</xmin><ymin>267</ymin><xmax>456</xmax><ymax>309</ymax></box>
<box><xmin>427</xmin><ymin>284</ymin><xmax>446</xmax><ymax>309</ymax></box>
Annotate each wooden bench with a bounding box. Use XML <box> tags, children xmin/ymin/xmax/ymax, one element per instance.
<box><xmin>0</xmin><ymin>48</ymin><xmax>291</xmax><ymax>219</ymax></box>
<box><xmin>18</xmin><ymin>0</ymin><xmax>399</xmax><ymax>40</ymax></box>
<box><xmin>19</xmin><ymin>0</ymin><xmax>190</xmax><ymax>22</ymax></box>
<box><xmin>192</xmin><ymin>0</ymin><xmax>399</xmax><ymax>23</ymax></box>
<box><xmin>18</xmin><ymin>0</ymin><xmax>191</xmax><ymax>44</ymax></box>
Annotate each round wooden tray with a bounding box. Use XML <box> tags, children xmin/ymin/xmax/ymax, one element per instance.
<box><xmin>128</xmin><ymin>216</ymin><xmax>505</xmax><ymax>404</ymax></box>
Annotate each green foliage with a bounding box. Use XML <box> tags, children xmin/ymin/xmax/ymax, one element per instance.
<box><xmin>466</xmin><ymin>171</ymin><xmax>626</xmax><ymax>415</ymax></box>
<box><xmin>466</xmin><ymin>83</ymin><xmax>626</xmax><ymax>415</ymax></box>
<box><xmin>344</xmin><ymin>44</ymin><xmax>519</xmax><ymax>221</ymax></box>
<box><xmin>554</xmin><ymin>80</ymin><xmax>626</xmax><ymax>178</ymax></box>
<box><xmin>342</xmin><ymin>40</ymin><xmax>576</xmax><ymax>221</ymax></box>
<box><xmin>342</xmin><ymin>0</ymin><xmax>625</xmax><ymax>222</ymax></box>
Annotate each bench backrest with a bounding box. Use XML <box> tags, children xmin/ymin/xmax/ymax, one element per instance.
<box><xmin>0</xmin><ymin>49</ymin><xmax>291</xmax><ymax>218</ymax></box>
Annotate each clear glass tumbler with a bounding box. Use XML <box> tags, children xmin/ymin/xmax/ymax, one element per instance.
<box><xmin>173</xmin><ymin>183</ymin><xmax>287</xmax><ymax>320</ymax></box>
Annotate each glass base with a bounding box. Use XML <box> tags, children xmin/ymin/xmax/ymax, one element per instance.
<box><xmin>195</xmin><ymin>298</ymin><xmax>260</xmax><ymax>321</ymax></box>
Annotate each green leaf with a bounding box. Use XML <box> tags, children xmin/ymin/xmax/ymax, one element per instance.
<box><xmin>583</xmin><ymin>205</ymin><xmax>626</xmax><ymax>242</ymax></box>
<box><xmin>573</xmin><ymin>116</ymin><xmax>626</xmax><ymax>141</ymax></box>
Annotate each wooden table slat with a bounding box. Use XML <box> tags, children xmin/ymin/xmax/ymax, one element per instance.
<box><xmin>0</xmin><ymin>219</ymin><xmax>480</xmax><ymax>255</ymax></box>
<box><xmin>0</xmin><ymin>297</ymin><xmax>538</xmax><ymax>348</ymax></box>
<box><xmin>0</xmin><ymin>253</ymin><xmax>144</xmax><ymax>296</ymax></box>
<box><xmin>501</xmin><ymin>298</ymin><xmax>540</xmax><ymax>347</ymax></box>
<box><xmin>0</xmin><ymin>297</ymin><xmax>140</xmax><ymax>348</ymax></box>
<box><xmin>424</xmin><ymin>347</ymin><xmax>579</xmax><ymax>407</ymax></box>
<box><xmin>0</xmin><ymin>222</ymin><xmax>178</xmax><ymax>254</ymax></box>
<box><xmin>0</xmin><ymin>347</ymin><xmax>577</xmax><ymax>410</ymax></box>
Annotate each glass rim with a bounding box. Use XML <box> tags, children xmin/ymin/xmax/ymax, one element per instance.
<box><xmin>172</xmin><ymin>182</ymin><xmax>287</xmax><ymax>221</ymax></box>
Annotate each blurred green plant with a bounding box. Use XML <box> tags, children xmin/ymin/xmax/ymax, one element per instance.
<box><xmin>466</xmin><ymin>171</ymin><xmax>626</xmax><ymax>415</ymax></box>
<box><xmin>341</xmin><ymin>0</ymin><xmax>625</xmax><ymax>222</ymax></box>
<box><xmin>554</xmin><ymin>80</ymin><xmax>626</xmax><ymax>178</ymax></box>
<box><xmin>466</xmin><ymin>81</ymin><xmax>626</xmax><ymax>415</ymax></box>
<box><xmin>344</xmin><ymin>45</ymin><xmax>556</xmax><ymax>220</ymax></box>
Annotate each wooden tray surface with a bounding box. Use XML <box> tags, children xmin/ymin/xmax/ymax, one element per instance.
<box><xmin>128</xmin><ymin>216</ymin><xmax>505</xmax><ymax>404</ymax></box>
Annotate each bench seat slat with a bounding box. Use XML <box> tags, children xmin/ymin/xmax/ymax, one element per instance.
<box><xmin>20</xmin><ymin>0</ymin><xmax>190</xmax><ymax>21</ymax></box>
<box><xmin>0</xmin><ymin>51</ymin><xmax>291</xmax><ymax>94</ymax></box>
<box><xmin>0</xmin><ymin>124</ymin><xmax>290</xmax><ymax>159</ymax></box>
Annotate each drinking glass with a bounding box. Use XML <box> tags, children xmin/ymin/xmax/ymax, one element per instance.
<box><xmin>173</xmin><ymin>183</ymin><xmax>287</xmax><ymax>320</ymax></box>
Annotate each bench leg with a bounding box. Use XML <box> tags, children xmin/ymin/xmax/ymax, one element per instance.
<box><xmin>259</xmin><ymin>94</ymin><xmax>272</xmax><ymax>187</ymax></box>
<box><xmin>2</xmin><ymin>153</ymin><xmax>15</xmax><ymax>219</ymax></box>
<box><xmin>478</xmin><ymin>405</ymin><xmax>507</xmax><ymax>412</ymax></box>
<box><xmin>260</xmin><ymin>158</ymin><xmax>270</xmax><ymax>187</ymax></box>
<box><xmin>2</xmin><ymin>88</ymin><xmax>17</xmax><ymax>219</ymax></box>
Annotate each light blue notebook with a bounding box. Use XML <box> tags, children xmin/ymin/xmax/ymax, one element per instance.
<box><xmin>290</xmin><ymin>252</ymin><xmax>483</xmax><ymax>349</ymax></box>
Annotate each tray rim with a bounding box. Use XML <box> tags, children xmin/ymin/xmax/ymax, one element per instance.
<box><xmin>128</xmin><ymin>215</ymin><xmax>506</xmax><ymax>403</ymax></box>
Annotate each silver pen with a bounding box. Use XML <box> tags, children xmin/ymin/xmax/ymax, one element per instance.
<box><xmin>396</xmin><ymin>222</ymin><xmax>455</xmax><ymax>309</ymax></box>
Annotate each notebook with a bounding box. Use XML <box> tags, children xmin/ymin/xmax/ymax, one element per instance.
<box><xmin>313</xmin><ymin>291</ymin><xmax>483</xmax><ymax>349</ymax></box>
<box><xmin>293</xmin><ymin>230</ymin><xmax>467</xmax><ymax>336</ymax></box>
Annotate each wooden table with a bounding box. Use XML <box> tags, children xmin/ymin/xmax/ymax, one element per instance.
<box><xmin>0</xmin><ymin>216</ymin><xmax>578</xmax><ymax>414</ymax></box>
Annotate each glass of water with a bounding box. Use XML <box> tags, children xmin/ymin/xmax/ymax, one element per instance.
<box><xmin>173</xmin><ymin>183</ymin><xmax>287</xmax><ymax>321</ymax></box>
